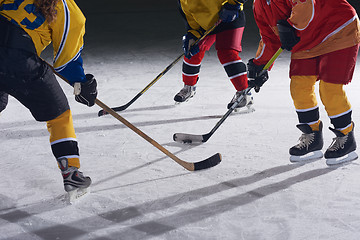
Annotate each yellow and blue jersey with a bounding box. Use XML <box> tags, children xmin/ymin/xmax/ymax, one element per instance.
<box><xmin>0</xmin><ymin>0</ymin><xmax>86</xmax><ymax>84</ymax></box>
<box><xmin>179</xmin><ymin>0</ymin><xmax>244</xmax><ymax>38</ymax></box>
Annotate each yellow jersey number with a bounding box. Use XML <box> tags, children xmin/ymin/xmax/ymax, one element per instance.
<box><xmin>1</xmin><ymin>0</ymin><xmax>45</xmax><ymax>30</ymax></box>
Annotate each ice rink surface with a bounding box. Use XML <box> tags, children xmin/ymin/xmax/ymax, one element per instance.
<box><xmin>1</xmin><ymin>1</ymin><xmax>360</xmax><ymax>239</ymax></box>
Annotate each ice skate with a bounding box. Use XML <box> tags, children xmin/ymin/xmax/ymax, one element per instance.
<box><xmin>174</xmin><ymin>84</ymin><xmax>196</xmax><ymax>104</ymax></box>
<box><xmin>325</xmin><ymin>122</ymin><xmax>358</xmax><ymax>166</ymax></box>
<box><xmin>57</xmin><ymin>157</ymin><xmax>92</xmax><ymax>204</ymax></box>
<box><xmin>289</xmin><ymin>121</ymin><xmax>324</xmax><ymax>162</ymax></box>
<box><xmin>227</xmin><ymin>89</ymin><xmax>255</xmax><ymax>113</ymax></box>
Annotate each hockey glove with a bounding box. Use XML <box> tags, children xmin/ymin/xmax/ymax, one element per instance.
<box><xmin>277</xmin><ymin>19</ymin><xmax>300</xmax><ymax>51</ymax></box>
<box><xmin>219</xmin><ymin>2</ymin><xmax>241</xmax><ymax>23</ymax></box>
<box><xmin>182</xmin><ymin>32</ymin><xmax>200</xmax><ymax>59</ymax></box>
<box><xmin>247</xmin><ymin>58</ymin><xmax>269</xmax><ymax>93</ymax></box>
<box><xmin>74</xmin><ymin>74</ymin><xmax>98</xmax><ymax>107</ymax></box>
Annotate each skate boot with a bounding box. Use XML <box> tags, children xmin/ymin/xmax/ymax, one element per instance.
<box><xmin>57</xmin><ymin>157</ymin><xmax>91</xmax><ymax>203</ymax></box>
<box><xmin>289</xmin><ymin>121</ymin><xmax>324</xmax><ymax>162</ymax></box>
<box><xmin>325</xmin><ymin>122</ymin><xmax>358</xmax><ymax>166</ymax></box>
<box><xmin>227</xmin><ymin>89</ymin><xmax>254</xmax><ymax>113</ymax></box>
<box><xmin>174</xmin><ymin>84</ymin><xmax>196</xmax><ymax>103</ymax></box>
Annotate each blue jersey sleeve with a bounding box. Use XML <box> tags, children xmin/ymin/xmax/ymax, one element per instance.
<box><xmin>55</xmin><ymin>54</ymin><xmax>86</xmax><ymax>85</ymax></box>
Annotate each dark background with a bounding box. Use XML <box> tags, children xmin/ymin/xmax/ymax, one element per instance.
<box><xmin>73</xmin><ymin>0</ymin><xmax>360</xmax><ymax>58</ymax></box>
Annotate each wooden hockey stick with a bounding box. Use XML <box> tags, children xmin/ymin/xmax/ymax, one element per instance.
<box><xmin>98</xmin><ymin>20</ymin><xmax>222</xmax><ymax>117</ymax></box>
<box><xmin>173</xmin><ymin>48</ymin><xmax>284</xmax><ymax>144</ymax></box>
<box><xmin>47</xmin><ymin>62</ymin><xmax>221</xmax><ymax>171</ymax></box>
<box><xmin>95</xmin><ymin>98</ymin><xmax>221</xmax><ymax>171</ymax></box>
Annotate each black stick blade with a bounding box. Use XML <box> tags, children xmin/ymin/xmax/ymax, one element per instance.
<box><xmin>194</xmin><ymin>153</ymin><xmax>222</xmax><ymax>171</ymax></box>
<box><xmin>98</xmin><ymin>109</ymin><xmax>109</xmax><ymax>117</ymax></box>
<box><xmin>173</xmin><ymin>133</ymin><xmax>204</xmax><ymax>144</ymax></box>
<box><xmin>98</xmin><ymin>104</ymin><xmax>130</xmax><ymax>117</ymax></box>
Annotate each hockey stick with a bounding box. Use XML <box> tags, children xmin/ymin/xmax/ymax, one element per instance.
<box><xmin>47</xmin><ymin>62</ymin><xmax>221</xmax><ymax>171</ymax></box>
<box><xmin>98</xmin><ymin>20</ymin><xmax>222</xmax><ymax>117</ymax></box>
<box><xmin>173</xmin><ymin>48</ymin><xmax>284</xmax><ymax>144</ymax></box>
<box><xmin>95</xmin><ymin>99</ymin><xmax>221</xmax><ymax>170</ymax></box>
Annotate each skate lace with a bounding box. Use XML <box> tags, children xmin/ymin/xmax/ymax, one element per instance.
<box><xmin>230</xmin><ymin>91</ymin><xmax>246</xmax><ymax>106</ymax></box>
<box><xmin>296</xmin><ymin>133</ymin><xmax>315</xmax><ymax>149</ymax></box>
<box><xmin>63</xmin><ymin>167</ymin><xmax>85</xmax><ymax>180</ymax></box>
<box><xmin>233</xmin><ymin>91</ymin><xmax>242</xmax><ymax>101</ymax></box>
<box><xmin>76</xmin><ymin>170</ymin><xmax>85</xmax><ymax>178</ymax></box>
<box><xmin>327</xmin><ymin>135</ymin><xmax>347</xmax><ymax>151</ymax></box>
<box><xmin>178</xmin><ymin>85</ymin><xmax>193</xmax><ymax>97</ymax></box>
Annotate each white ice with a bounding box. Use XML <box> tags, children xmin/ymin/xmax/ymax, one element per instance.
<box><xmin>1</xmin><ymin>1</ymin><xmax>360</xmax><ymax>239</ymax></box>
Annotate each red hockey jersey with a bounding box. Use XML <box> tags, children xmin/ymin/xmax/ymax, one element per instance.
<box><xmin>252</xmin><ymin>0</ymin><xmax>360</xmax><ymax>65</ymax></box>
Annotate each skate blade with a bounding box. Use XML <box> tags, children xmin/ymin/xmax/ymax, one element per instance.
<box><xmin>233</xmin><ymin>106</ymin><xmax>255</xmax><ymax>114</ymax></box>
<box><xmin>174</xmin><ymin>100</ymin><xmax>191</xmax><ymax>105</ymax></box>
<box><xmin>174</xmin><ymin>97</ymin><xmax>193</xmax><ymax>105</ymax></box>
<box><xmin>326</xmin><ymin>151</ymin><xmax>358</xmax><ymax>166</ymax></box>
<box><xmin>290</xmin><ymin>150</ymin><xmax>323</xmax><ymax>163</ymax></box>
<box><xmin>67</xmin><ymin>187</ymin><xmax>90</xmax><ymax>204</ymax></box>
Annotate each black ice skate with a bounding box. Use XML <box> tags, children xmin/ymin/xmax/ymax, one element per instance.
<box><xmin>325</xmin><ymin>122</ymin><xmax>358</xmax><ymax>166</ymax></box>
<box><xmin>289</xmin><ymin>121</ymin><xmax>324</xmax><ymax>162</ymax></box>
<box><xmin>174</xmin><ymin>84</ymin><xmax>196</xmax><ymax>103</ymax></box>
<box><xmin>57</xmin><ymin>157</ymin><xmax>92</xmax><ymax>203</ymax></box>
<box><xmin>227</xmin><ymin>89</ymin><xmax>254</xmax><ymax>113</ymax></box>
